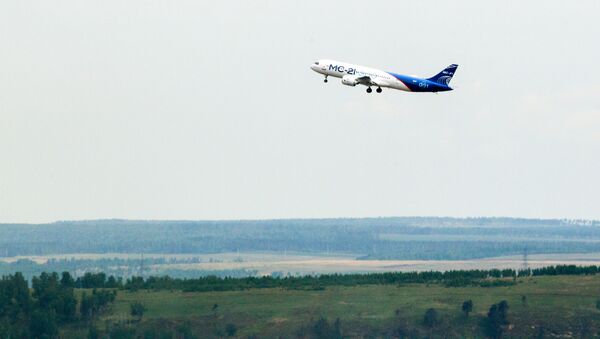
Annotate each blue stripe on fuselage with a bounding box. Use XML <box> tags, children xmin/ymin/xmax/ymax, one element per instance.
<box><xmin>386</xmin><ymin>72</ymin><xmax>452</xmax><ymax>92</ymax></box>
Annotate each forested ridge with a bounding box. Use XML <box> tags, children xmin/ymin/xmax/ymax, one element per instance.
<box><xmin>1</xmin><ymin>217</ymin><xmax>600</xmax><ymax>260</ymax></box>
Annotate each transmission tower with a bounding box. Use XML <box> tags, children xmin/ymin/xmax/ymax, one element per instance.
<box><xmin>522</xmin><ymin>246</ymin><xmax>529</xmax><ymax>273</ymax></box>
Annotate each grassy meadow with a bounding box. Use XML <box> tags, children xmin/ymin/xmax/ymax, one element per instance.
<box><xmin>64</xmin><ymin>274</ymin><xmax>600</xmax><ymax>338</ymax></box>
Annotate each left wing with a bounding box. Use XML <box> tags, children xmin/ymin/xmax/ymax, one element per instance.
<box><xmin>341</xmin><ymin>75</ymin><xmax>385</xmax><ymax>87</ymax></box>
<box><xmin>355</xmin><ymin>76</ymin><xmax>385</xmax><ymax>87</ymax></box>
<box><xmin>355</xmin><ymin>76</ymin><xmax>376</xmax><ymax>86</ymax></box>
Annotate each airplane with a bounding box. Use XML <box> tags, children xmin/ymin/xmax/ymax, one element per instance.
<box><xmin>310</xmin><ymin>59</ymin><xmax>458</xmax><ymax>93</ymax></box>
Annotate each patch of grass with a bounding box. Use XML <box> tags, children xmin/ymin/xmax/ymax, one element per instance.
<box><xmin>92</xmin><ymin>275</ymin><xmax>600</xmax><ymax>337</ymax></box>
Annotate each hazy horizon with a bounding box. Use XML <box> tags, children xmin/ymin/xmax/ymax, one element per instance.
<box><xmin>2</xmin><ymin>215</ymin><xmax>600</xmax><ymax>225</ymax></box>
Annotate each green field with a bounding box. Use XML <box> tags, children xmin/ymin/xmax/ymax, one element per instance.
<box><xmin>68</xmin><ymin>275</ymin><xmax>600</xmax><ymax>338</ymax></box>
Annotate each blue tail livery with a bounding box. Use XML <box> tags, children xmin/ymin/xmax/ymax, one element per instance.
<box><xmin>310</xmin><ymin>59</ymin><xmax>459</xmax><ymax>93</ymax></box>
<box><xmin>427</xmin><ymin>64</ymin><xmax>458</xmax><ymax>86</ymax></box>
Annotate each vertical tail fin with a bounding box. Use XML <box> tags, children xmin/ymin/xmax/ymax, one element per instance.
<box><xmin>427</xmin><ymin>64</ymin><xmax>458</xmax><ymax>85</ymax></box>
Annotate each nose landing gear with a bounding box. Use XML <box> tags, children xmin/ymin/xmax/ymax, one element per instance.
<box><xmin>324</xmin><ymin>75</ymin><xmax>328</xmax><ymax>83</ymax></box>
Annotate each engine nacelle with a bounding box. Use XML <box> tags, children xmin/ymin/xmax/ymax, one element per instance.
<box><xmin>341</xmin><ymin>75</ymin><xmax>358</xmax><ymax>86</ymax></box>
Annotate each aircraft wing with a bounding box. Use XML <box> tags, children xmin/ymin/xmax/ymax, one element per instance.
<box><xmin>355</xmin><ymin>76</ymin><xmax>376</xmax><ymax>86</ymax></box>
<box><xmin>355</xmin><ymin>76</ymin><xmax>384</xmax><ymax>87</ymax></box>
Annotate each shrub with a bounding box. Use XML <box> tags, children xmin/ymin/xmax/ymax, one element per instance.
<box><xmin>424</xmin><ymin>308</ymin><xmax>439</xmax><ymax>328</ymax></box>
<box><xmin>130</xmin><ymin>302</ymin><xmax>146</xmax><ymax>318</ymax></box>
<box><xmin>225</xmin><ymin>323</ymin><xmax>237</xmax><ymax>336</ymax></box>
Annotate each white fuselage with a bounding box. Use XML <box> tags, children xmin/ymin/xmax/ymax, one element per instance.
<box><xmin>310</xmin><ymin>59</ymin><xmax>411</xmax><ymax>91</ymax></box>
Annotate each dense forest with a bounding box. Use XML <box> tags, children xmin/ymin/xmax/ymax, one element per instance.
<box><xmin>1</xmin><ymin>217</ymin><xmax>599</xmax><ymax>260</ymax></box>
<box><xmin>0</xmin><ymin>272</ymin><xmax>116</xmax><ymax>338</ymax></box>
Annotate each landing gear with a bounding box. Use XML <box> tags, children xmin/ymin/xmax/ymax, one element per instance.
<box><xmin>324</xmin><ymin>75</ymin><xmax>328</xmax><ymax>83</ymax></box>
<box><xmin>366</xmin><ymin>87</ymin><xmax>372</xmax><ymax>93</ymax></box>
<box><xmin>376</xmin><ymin>87</ymin><xmax>382</xmax><ymax>93</ymax></box>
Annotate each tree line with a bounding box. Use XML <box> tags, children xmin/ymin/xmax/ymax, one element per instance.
<box><xmin>51</xmin><ymin>265</ymin><xmax>600</xmax><ymax>292</ymax></box>
<box><xmin>0</xmin><ymin>272</ymin><xmax>116</xmax><ymax>338</ymax></box>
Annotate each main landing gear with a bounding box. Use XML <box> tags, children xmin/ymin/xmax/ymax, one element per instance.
<box><xmin>366</xmin><ymin>87</ymin><xmax>372</xmax><ymax>93</ymax></box>
<box><xmin>366</xmin><ymin>87</ymin><xmax>382</xmax><ymax>93</ymax></box>
<box><xmin>376</xmin><ymin>87</ymin><xmax>382</xmax><ymax>93</ymax></box>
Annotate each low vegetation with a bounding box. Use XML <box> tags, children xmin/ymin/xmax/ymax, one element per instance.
<box><xmin>3</xmin><ymin>266</ymin><xmax>600</xmax><ymax>337</ymax></box>
<box><xmin>96</xmin><ymin>274</ymin><xmax>600</xmax><ymax>338</ymax></box>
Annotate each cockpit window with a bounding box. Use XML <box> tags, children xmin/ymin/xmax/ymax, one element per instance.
<box><xmin>314</xmin><ymin>61</ymin><xmax>319</xmax><ymax>65</ymax></box>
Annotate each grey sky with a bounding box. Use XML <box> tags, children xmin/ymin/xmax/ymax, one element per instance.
<box><xmin>1</xmin><ymin>1</ymin><xmax>599</xmax><ymax>223</ymax></box>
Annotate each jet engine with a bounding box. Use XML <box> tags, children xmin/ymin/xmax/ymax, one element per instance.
<box><xmin>341</xmin><ymin>75</ymin><xmax>359</xmax><ymax>86</ymax></box>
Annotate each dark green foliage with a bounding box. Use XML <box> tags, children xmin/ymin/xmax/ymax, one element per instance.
<box><xmin>0</xmin><ymin>273</ymin><xmax>32</xmax><ymax>338</ymax></box>
<box><xmin>444</xmin><ymin>277</ymin><xmax>516</xmax><ymax>288</ymax></box>
<box><xmin>31</xmin><ymin>273</ymin><xmax>58</xmax><ymax>308</ymax></box>
<box><xmin>225</xmin><ymin>323</ymin><xmax>237</xmax><ymax>336</ymax></box>
<box><xmin>0</xmin><ymin>273</ymin><xmax>31</xmax><ymax>314</ymax></box>
<box><xmin>80</xmin><ymin>289</ymin><xmax>117</xmax><ymax>319</ymax></box>
<box><xmin>108</xmin><ymin>324</ymin><xmax>135</xmax><ymax>339</ymax></box>
<box><xmin>530</xmin><ymin>265</ymin><xmax>599</xmax><ymax>276</ymax></box>
<box><xmin>176</xmin><ymin>321</ymin><xmax>196</xmax><ymax>339</ymax></box>
<box><xmin>120</xmin><ymin>268</ymin><xmax>525</xmax><ymax>292</ymax></box>
<box><xmin>462</xmin><ymin>300</ymin><xmax>473</xmax><ymax>317</ymax></box>
<box><xmin>130</xmin><ymin>302</ymin><xmax>146</xmax><ymax>318</ymax></box>
<box><xmin>311</xmin><ymin>317</ymin><xmax>342</xmax><ymax>339</ymax></box>
<box><xmin>80</xmin><ymin>292</ymin><xmax>93</xmax><ymax>319</ymax></box>
<box><xmin>60</xmin><ymin>272</ymin><xmax>75</xmax><ymax>288</ymax></box>
<box><xmin>478</xmin><ymin>280</ymin><xmax>517</xmax><ymax>288</ymax></box>
<box><xmin>112</xmin><ymin>265</ymin><xmax>600</xmax><ymax>293</ymax></box>
<box><xmin>486</xmin><ymin>300</ymin><xmax>509</xmax><ymax>338</ymax></box>
<box><xmin>30</xmin><ymin>309</ymin><xmax>58</xmax><ymax>339</ymax></box>
<box><xmin>423</xmin><ymin>308</ymin><xmax>439</xmax><ymax>328</ymax></box>
<box><xmin>2</xmin><ymin>267</ymin><xmax>600</xmax><ymax>338</ymax></box>
<box><xmin>333</xmin><ymin>318</ymin><xmax>342</xmax><ymax>338</ymax></box>
<box><xmin>126</xmin><ymin>276</ymin><xmax>144</xmax><ymax>291</ymax></box>
<box><xmin>78</xmin><ymin>272</ymin><xmax>105</xmax><ymax>288</ymax></box>
<box><xmin>390</xmin><ymin>307</ymin><xmax>412</xmax><ymax>337</ymax></box>
<box><xmin>106</xmin><ymin>275</ymin><xmax>119</xmax><ymax>288</ymax></box>
<box><xmin>142</xmin><ymin>327</ymin><xmax>173</xmax><ymax>339</ymax></box>
<box><xmin>87</xmin><ymin>325</ymin><xmax>100</xmax><ymax>339</ymax></box>
<box><xmin>444</xmin><ymin>277</ymin><xmax>473</xmax><ymax>287</ymax></box>
<box><xmin>578</xmin><ymin>316</ymin><xmax>592</xmax><ymax>338</ymax></box>
<box><xmin>6</xmin><ymin>267</ymin><xmax>600</xmax><ymax>338</ymax></box>
<box><xmin>536</xmin><ymin>325</ymin><xmax>545</xmax><ymax>339</ymax></box>
<box><xmin>31</xmin><ymin>272</ymin><xmax>77</xmax><ymax>322</ymax></box>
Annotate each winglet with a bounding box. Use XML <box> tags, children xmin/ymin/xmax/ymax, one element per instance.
<box><xmin>427</xmin><ymin>64</ymin><xmax>458</xmax><ymax>85</ymax></box>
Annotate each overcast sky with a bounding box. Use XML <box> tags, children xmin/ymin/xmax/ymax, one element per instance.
<box><xmin>1</xmin><ymin>1</ymin><xmax>599</xmax><ymax>223</ymax></box>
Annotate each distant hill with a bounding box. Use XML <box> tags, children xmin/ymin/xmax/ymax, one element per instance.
<box><xmin>1</xmin><ymin>217</ymin><xmax>600</xmax><ymax>260</ymax></box>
